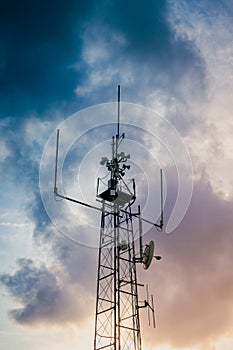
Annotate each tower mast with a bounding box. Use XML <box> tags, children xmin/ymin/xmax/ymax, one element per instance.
<box><xmin>94</xmin><ymin>86</ymin><xmax>163</xmax><ymax>350</ymax></box>
<box><xmin>54</xmin><ymin>86</ymin><xmax>164</xmax><ymax>350</ymax></box>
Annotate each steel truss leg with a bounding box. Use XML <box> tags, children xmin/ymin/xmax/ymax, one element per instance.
<box><xmin>94</xmin><ymin>207</ymin><xmax>142</xmax><ymax>350</ymax></box>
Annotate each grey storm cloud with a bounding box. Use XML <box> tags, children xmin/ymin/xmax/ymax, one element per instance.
<box><xmin>0</xmin><ymin>258</ymin><xmax>61</xmax><ymax>324</ymax></box>
<box><xmin>0</xmin><ymin>257</ymin><xmax>93</xmax><ymax>325</ymax></box>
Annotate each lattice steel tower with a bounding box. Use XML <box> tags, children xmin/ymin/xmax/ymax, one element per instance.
<box><xmin>54</xmin><ymin>86</ymin><xmax>163</xmax><ymax>350</ymax></box>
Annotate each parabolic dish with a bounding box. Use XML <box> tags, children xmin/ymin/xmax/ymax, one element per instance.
<box><xmin>143</xmin><ymin>240</ymin><xmax>154</xmax><ymax>270</ymax></box>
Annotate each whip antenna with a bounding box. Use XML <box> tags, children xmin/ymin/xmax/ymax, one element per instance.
<box><xmin>54</xmin><ymin>129</ymin><xmax>59</xmax><ymax>195</ymax></box>
<box><xmin>160</xmin><ymin>168</ymin><xmax>164</xmax><ymax>228</ymax></box>
<box><xmin>117</xmin><ymin>84</ymin><xmax>120</xmax><ymax>137</ymax></box>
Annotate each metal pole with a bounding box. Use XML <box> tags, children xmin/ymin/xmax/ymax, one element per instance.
<box><xmin>138</xmin><ymin>205</ymin><xmax>143</xmax><ymax>260</ymax></box>
<box><xmin>117</xmin><ymin>85</ymin><xmax>120</xmax><ymax>137</ymax></box>
<box><xmin>54</xmin><ymin>129</ymin><xmax>60</xmax><ymax>195</ymax></box>
<box><xmin>160</xmin><ymin>169</ymin><xmax>164</xmax><ymax>228</ymax></box>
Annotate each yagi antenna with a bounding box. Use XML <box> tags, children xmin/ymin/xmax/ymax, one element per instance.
<box><xmin>146</xmin><ymin>284</ymin><xmax>151</xmax><ymax>326</ymax></box>
<box><xmin>151</xmin><ymin>294</ymin><xmax>156</xmax><ymax>328</ymax></box>
<box><xmin>138</xmin><ymin>284</ymin><xmax>156</xmax><ymax>329</ymax></box>
<box><xmin>146</xmin><ymin>284</ymin><xmax>156</xmax><ymax>328</ymax></box>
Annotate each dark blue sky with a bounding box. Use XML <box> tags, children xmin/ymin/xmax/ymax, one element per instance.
<box><xmin>0</xmin><ymin>0</ymin><xmax>204</xmax><ymax>119</ymax></box>
<box><xmin>0</xmin><ymin>0</ymin><xmax>92</xmax><ymax>117</ymax></box>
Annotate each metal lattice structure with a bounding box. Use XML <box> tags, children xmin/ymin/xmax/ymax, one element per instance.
<box><xmin>94</xmin><ymin>176</ymin><xmax>141</xmax><ymax>350</ymax></box>
<box><xmin>54</xmin><ymin>86</ymin><xmax>163</xmax><ymax>350</ymax></box>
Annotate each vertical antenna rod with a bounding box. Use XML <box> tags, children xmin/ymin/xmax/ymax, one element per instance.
<box><xmin>160</xmin><ymin>169</ymin><xmax>164</xmax><ymax>228</ymax></box>
<box><xmin>151</xmin><ymin>294</ymin><xmax>156</xmax><ymax>328</ymax></box>
<box><xmin>54</xmin><ymin>129</ymin><xmax>60</xmax><ymax>195</ymax></box>
<box><xmin>138</xmin><ymin>205</ymin><xmax>143</xmax><ymax>260</ymax></box>
<box><xmin>117</xmin><ymin>85</ymin><xmax>120</xmax><ymax>137</ymax></box>
<box><xmin>146</xmin><ymin>284</ymin><xmax>151</xmax><ymax>327</ymax></box>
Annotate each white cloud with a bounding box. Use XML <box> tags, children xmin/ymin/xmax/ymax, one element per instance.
<box><xmin>0</xmin><ymin>139</ymin><xmax>11</xmax><ymax>162</ymax></box>
<box><xmin>168</xmin><ymin>0</ymin><xmax>233</xmax><ymax>197</ymax></box>
<box><xmin>80</xmin><ymin>24</ymin><xmax>127</xmax><ymax>66</ymax></box>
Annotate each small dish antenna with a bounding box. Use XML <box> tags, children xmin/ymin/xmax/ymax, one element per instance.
<box><xmin>143</xmin><ymin>241</ymin><xmax>161</xmax><ymax>270</ymax></box>
<box><xmin>143</xmin><ymin>240</ymin><xmax>154</xmax><ymax>270</ymax></box>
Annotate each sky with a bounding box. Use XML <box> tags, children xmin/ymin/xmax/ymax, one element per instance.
<box><xmin>0</xmin><ymin>0</ymin><xmax>233</xmax><ymax>349</ymax></box>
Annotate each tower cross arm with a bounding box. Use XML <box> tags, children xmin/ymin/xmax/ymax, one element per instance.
<box><xmin>120</xmin><ymin>210</ymin><xmax>163</xmax><ymax>230</ymax></box>
<box><xmin>139</xmin><ymin>215</ymin><xmax>163</xmax><ymax>230</ymax></box>
<box><xmin>55</xmin><ymin>192</ymin><xmax>103</xmax><ymax>212</ymax></box>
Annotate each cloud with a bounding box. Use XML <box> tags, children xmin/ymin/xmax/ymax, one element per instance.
<box><xmin>75</xmin><ymin>0</ymin><xmax>206</xmax><ymax>108</ymax></box>
<box><xmin>0</xmin><ymin>0</ymin><xmax>207</xmax><ymax>126</ymax></box>
<box><xmin>167</xmin><ymin>0</ymin><xmax>233</xmax><ymax>196</ymax></box>
<box><xmin>0</xmin><ymin>1</ymin><xmax>232</xmax><ymax>349</ymax></box>
<box><xmin>2</xmin><ymin>164</ymin><xmax>233</xmax><ymax>350</ymax></box>
<box><xmin>2</xmin><ymin>108</ymin><xmax>230</xmax><ymax>347</ymax></box>
<box><xmin>0</xmin><ymin>139</ymin><xmax>11</xmax><ymax>162</ymax></box>
<box><xmin>0</xmin><ymin>257</ymin><xmax>94</xmax><ymax>326</ymax></box>
<box><xmin>141</xmin><ymin>175</ymin><xmax>233</xmax><ymax>349</ymax></box>
<box><xmin>3</xmin><ymin>171</ymin><xmax>232</xmax><ymax>348</ymax></box>
<box><xmin>0</xmin><ymin>258</ymin><xmax>61</xmax><ymax>324</ymax></box>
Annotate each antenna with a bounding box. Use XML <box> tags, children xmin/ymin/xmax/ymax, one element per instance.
<box><xmin>160</xmin><ymin>168</ymin><xmax>164</xmax><ymax>228</ymax></box>
<box><xmin>151</xmin><ymin>294</ymin><xmax>156</xmax><ymax>328</ymax></box>
<box><xmin>146</xmin><ymin>284</ymin><xmax>151</xmax><ymax>327</ymax></box>
<box><xmin>53</xmin><ymin>86</ymin><xmax>165</xmax><ymax>350</ymax></box>
<box><xmin>54</xmin><ymin>129</ymin><xmax>59</xmax><ymax>195</ymax></box>
<box><xmin>143</xmin><ymin>240</ymin><xmax>155</xmax><ymax>270</ymax></box>
<box><xmin>139</xmin><ymin>284</ymin><xmax>156</xmax><ymax>329</ymax></box>
<box><xmin>138</xmin><ymin>205</ymin><xmax>143</xmax><ymax>260</ymax></box>
<box><xmin>147</xmin><ymin>285</ymin><xmax>156</xmax><ymax>329</ymax></box>
<box><xmin>117</xmin><ymin>84</ymin><xmax>120</xmax><ymax>137</ymax></box>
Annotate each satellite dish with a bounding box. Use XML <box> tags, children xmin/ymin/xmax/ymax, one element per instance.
<box><xmin>143</xmin><ymin>240</ymin><xmax>154</xmax><ymax>270</ymax></box>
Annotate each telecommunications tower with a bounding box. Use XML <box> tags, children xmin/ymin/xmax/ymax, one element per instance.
<box><xmin>54</xmin><ymin>86</ymin><xmax>164</xmax><ymax>350</ymax></box>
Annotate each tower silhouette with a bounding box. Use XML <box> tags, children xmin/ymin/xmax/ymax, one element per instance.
<box><xmin>54</xmin><ymin>86</ymin><xmax>163</xmax><ymax>350</ymax></box>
